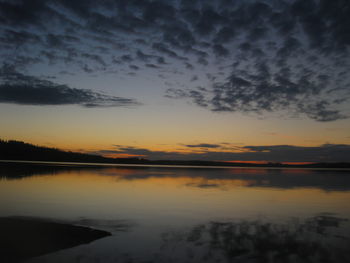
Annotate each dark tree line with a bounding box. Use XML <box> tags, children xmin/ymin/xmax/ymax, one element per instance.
<box><xmin>1</xmin><ymin>139</ymin><xmax>349</xmax><ymax>168</ymax></box>
<box><xmin>0</xmin><ymin>139</ymin><xmax>119</xmax><ymax>163</ymax></box>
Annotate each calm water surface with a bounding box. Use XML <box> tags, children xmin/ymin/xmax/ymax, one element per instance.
<box><xmin>1</xmin><ymin>163</ymin><xmax>350</xmax><ymax>262</ymax></box>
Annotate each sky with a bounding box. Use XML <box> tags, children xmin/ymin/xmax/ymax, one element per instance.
<box><xmin>0</xmin><ymin>0</ymin><xmax>350</xmax><ymax>162</ymax></box>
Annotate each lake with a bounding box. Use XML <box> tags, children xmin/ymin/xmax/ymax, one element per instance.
<box><xmin>1</xmin><ymin>162</ymin><xmax>350</xmax><ymax>262</ymax></box>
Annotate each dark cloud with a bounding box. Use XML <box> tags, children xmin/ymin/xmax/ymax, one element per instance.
<box><xmin>195</xmin><ymin>9</ymin><xmax>226</xmax><ymax>36</ymax></box>
<box><xmin>141</xmin><ymin>1</ymin><xmax>175</xmax><ymax>23</ymax></box>
<box><xmin>0</xmin><ymin>0</ymin><xmax>349</xmax><ymax>121</ymax></box>
<box><xmin>129</xmin><ymin>65</ymin><xmax>139</xmax><ymax>70</ymax></box>
<box><xmin>197</xmin><ymin>57</ymin><xmax>208</xmax><ymax>66</ymax></box>
<box><xmin>300</xmin><ymin>101</ymin><xmax>347</xmax><ymax>122</ymax></box>
<box><xmin>82</xmin><ymin>64</ymin><xmax>93</xmax><ymax>74</ymax></box>
<box><xmin>0</xmin><ymin>0</ymin><xmax>49</xmax><ymax>27</ymax></box>
<box><xmin>157</xmin><ymin>57</ymin><xmax>167</xmax><ymax>65</ymax></box>
<box><xmin>0</xmin><ymin>29</ymin><xmax>41</xmax><ymax>46</ymax></box>
<box><xmin>212</xmin><ymin>44</ymin><xmax>229</xmax><ymax>57</ymax></box>
<box><xmin>188</xmin><ymin>89</ymin><xmax>208</xmax><ymax>107</ymax></box>
<box><xmin>277</xmin><ymin>37</ymin><xmax>302</xmax><ymax>58</ymax></box>
<box><xmin>152</xmin><ymin>42</ymin><xmax>187</xmax><ymax>61</ymax></box>
<box><xmin>135</xmin><ymin>50</ymin><xmax>153</xmax><ymax>62</ymax></box>
<box><xmin>120</xmin><ymin>55</ymin><xmax>132</xmax><ymax>63</ymax></box>
<box><xmin>164</xmin><ymin>88</ymin><xmax>188</xmax><ymax>99</ymax></box>
<box><xmin>239</xmin><ymin>144</ymin><xmax>350</xmax><ymax>163</ymax></box>
<box><xmin>247</xmin><ymin>26</ymin><xmax>268</xmax><ymax>42</ymax></box>
<box><xmin>214</xmin><ymin>26</ymin><xmax>235</xmax><ymax>43</ymax></box>
<box><xmin>0</xmin><ymin>65</ymin><xmax>140</xmax><ymax>107</ymax></box>
<box><xmin>145</xmin><ymin>63</ymin><xmax>159</xmax><ymax>69</ymax></box>
<box><xmin>161</xmin><ymin>22</ymin><xmax>196</xmax><ymax>48</ymax></box>
<box><xmin>185</xmin><ymin>63</ymin><xmax>194</xmax><ymax>70</ymax></box>
<box><xmin>174</xmin><ymin>60</ymin><xmax>348</xmax><ymax>121</ymax></box>
<box><xmin>46</xmin><ymin>34</ymin><xmax>66</xmax><ymax>49</ymax></box>
<box><xmin>1</xmin><ymin>0</ymin><xmax>349</xmax><ymax>53</ymax></box>
<box><xmin>98</xmin><ymin>146</ymin><xmax>178</xmax><ymax>159</ymax></box>
<box><xmin>81</xmin><ymin>53</ymin><xmax>107</xmax><ymax>67</ymax></box>
<box><xmin>185</xmin><ymin>144</ymin><xmax>221</xmax><ymax>149</ymax></box>
<box><xmin>190</xmin><ymin>75</ymin><xmax>198</xmax><ymax>82</ymax></box>
<box><xmin>8</xmin><ymin>55</ymin><xmax>42</xmax><ymax>69</ymax></box>
<box><xmin>99</xmin><ymin>143</ymin><xmax>350</xmax><ymax>163</ymax></box>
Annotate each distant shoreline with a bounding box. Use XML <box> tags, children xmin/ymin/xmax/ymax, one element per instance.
<box><xmin>1</xmin><ymin>159</ymin><xmax>350</xmax><ymax>171</ymax></box>
<box><xmin>1</xmin><ymin>139</ymin><xmax>350</xmax><ymax>169</ymax></box>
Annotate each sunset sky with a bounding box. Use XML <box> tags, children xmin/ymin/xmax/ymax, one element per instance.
<box><xmin>0</xmin><ymin>0</ymin><xmax>350</xmax><ymax>162</ymax></box>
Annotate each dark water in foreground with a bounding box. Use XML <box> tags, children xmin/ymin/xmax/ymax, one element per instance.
<box><xmin>1</xmin><ymin>163</ymin><xmax>350</xmax><ymax>262</ymax></box>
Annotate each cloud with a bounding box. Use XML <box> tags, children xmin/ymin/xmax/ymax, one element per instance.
<box><xmin>0</xmin><ymin>29</ymin><xmax>41</xmax><ymax>46</ymax></box>
<box><xmin>135</xmin><ymin>50</ymin><xmax>153</xmax><ymax>62</ymax></box>
<box><xmin>0</xmin><ymin>0</ymin><xmax>49</xmax><ymax>26</ymax></box>
<box><xmin>185</xmin><ymin>143</ymin><xmax>221</xmax><ymax>149</ymax></box>
<box><xmin>81</xmin><ymin>53</ymin><xmax>107</xmax><ymax>67</ymax></box>
<box><xmin>212</xmin><ymin>44</ymin><xmax>229</xmax><ymax>57</ymax></box>
<box><xmin>129</xmin><ymin>65</ymin><xmax>139</xmax><ymax>70</ymax></box>
<box><xmin>0</xmin><ymin>0</ymin><xmax>349</xmax><ymax>121</ymax></box>
<box><xmin>214</xmin><ymin>26</ymin><xmax>235</xmax><ymax>43</ymax></box>
<box><xmin>145</xmin><ymin>63</ymin><xmax>159</xmax><ymax>69</ymax></box>
<box><xmin>46</xmin><ymin>34</ymin><xmax>66</xmax><ymax>49</ymax></box>
<box><xmin>0</xmin><ymin>65</ymin><xmax>140</xmax><ymax>107</ymax></box>
<box><xmin>152</xmin><ymin>42</ymin><xmax>187</xmax><ymax>61</ymax></box>
<box><xmin>300</xmin><ymin>101</ymin><xmax>347</xmax><ymax>122</ymax></box>
<box><xmin>238</xmin><ymin>144</ymin><xmax>350</xmax><ymax>162</ymax></box>
<box><xmin>164</xmin><ymin>88</ymin><xmax>188</xmax><ymax>99</ymax></box>
<box><xmin>195</xmin><ymin>8</ymin><xmax>226</xmax><ymax>36</ymax></box>
<box><xmin>96</xmin><ymin>143</ymin><xmax>350</xmax><ymax>163</ymax></box>
<box><xmin>173</xmin><ymin>62</ymin><xmax>349</xmax><ymax>121</ymax></box>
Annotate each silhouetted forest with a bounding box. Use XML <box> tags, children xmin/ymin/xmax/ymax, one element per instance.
<box><xmin>0</xmin><ymin>139</ymin><xmax>142</xmax><ymax>164</ymax></box>
<box><xmin>1</xmin><ymin>139</ymin><xmax>349</xmax><ymax>168</ymax></box>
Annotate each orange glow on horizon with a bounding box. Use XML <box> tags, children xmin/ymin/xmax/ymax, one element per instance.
<box><xmin>102</xmin><ymin>153</ymin><xmax>145</xmax><ymax>159</ymax></box>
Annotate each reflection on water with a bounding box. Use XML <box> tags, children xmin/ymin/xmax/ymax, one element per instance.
<box><xmin>159</xmin><ymin>215</ymin><xmax>350</xmax><ymax>263</ymax></box>
<box><xmin>1</xmin><ymin>163</ymin><xmax>350</xmax><ymax>262</ymax></box>
<box><xmin>2</xmin><ymin>163</ymin><xmax>350</xmax><ymax>191</ymax></box>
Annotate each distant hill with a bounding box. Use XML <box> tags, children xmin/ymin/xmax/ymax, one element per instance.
<box><xmin>1</xmin><ymin>139</ymin><xmax>349</xmax><ymax>168</ymax></box>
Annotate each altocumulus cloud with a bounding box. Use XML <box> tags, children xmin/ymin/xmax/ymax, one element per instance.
<box><xmin>0</xmin><ymin>65</ymin><xmax>140</xmax><ymax>107</ymax></box>
<box><xmin>0</xmin><ymin>0</ymin><xmax>349</xmax><ymax>120</ymax></box>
